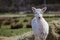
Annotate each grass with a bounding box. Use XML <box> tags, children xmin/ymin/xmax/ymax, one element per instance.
<box><xmin>0</xmin><ymin>13</ymin><xmax>60</xmax><ymax>37</ymax></box>
<box><xmin>45</xmin><ymin>17</ymin><xmax>60</xmax><ymax>22</ymax></box>
<box><xmin>0</xmin><ymin>15</ymin><xmax>32</xmax><ymax>37</ymax></box>
<box><xmin>0</xmin><ymin>28</ymin><xmax>32</xmax><ymax>37</ymax></box>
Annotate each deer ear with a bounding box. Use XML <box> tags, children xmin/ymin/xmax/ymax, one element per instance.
<box><xmin>42</xmin><ymin>7</ymin><xmax>47</xmax><ymax>12</ymax></box>
<box><xmin>32</xmin><ymin>7</ymin><xmax>36</xmax><ymax>12</ymax></box>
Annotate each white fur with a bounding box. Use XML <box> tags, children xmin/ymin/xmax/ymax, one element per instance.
<box><xmin>31</xmin><ymin>7</ymin><xmax>49</xmax><ymax>40</ymax></box>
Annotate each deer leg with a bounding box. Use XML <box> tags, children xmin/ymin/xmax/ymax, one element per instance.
<box><xmin>34</xmin><ymin>34</ymin><xmax>38</xmax><ymax>40</ymax></box>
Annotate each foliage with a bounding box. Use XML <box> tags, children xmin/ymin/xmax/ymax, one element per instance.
<box><xmin>11</xmin><ymin>23</ymin><xmax>23</xmax><ymax>29</ymax></box>
<box><xmin>26</xmin><ymin>23</ymin><xmax>32</xmax><ymax>28</ymax></box>
<box><xmin>23</xmin><ymin>19</ymin><xmax>28</xmax><ymax>22</ymax></box>
<box><xmin>0</xmin><ymin>14</ymin><xmax>60</xmax><ymax>37</ymax></box>
<box><xmin>0</xmin><ymin>28</ymin><xmax>31</xmax><ymax>37</ymax></box>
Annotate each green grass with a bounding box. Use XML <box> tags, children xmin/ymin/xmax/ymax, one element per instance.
<box><xmin>0</xmin><ymin>28</ymin><xmax>32</xmax><ymax>37</ymax></box>
<box><xmin>0</xmin><ymin>13</ymin><xmax>60</xmax><ymax>37</ymax></box>
<box><xmin>0</xmin><ymin>16</ymin><xmax>32</xmax><ymax>37</ymax></box>
<box><xmin>45</xmin><ymin>17</ymin><xmax>60</xmax><ymax>22</ymax></box>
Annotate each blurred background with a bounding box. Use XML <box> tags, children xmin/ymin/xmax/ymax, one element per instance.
<box><xmin>0</xmin><ymin>0</ymin><xmax>60</xmax><ymax>13</ymax></box>
<box><xmin>0</xmin><ymin>0</ymin><xmax>60</xmax><ymax>40</ymax></box>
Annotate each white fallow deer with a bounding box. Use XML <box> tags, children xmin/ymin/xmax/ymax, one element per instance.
<box><xmin>31</xmin><ymin>7</ymin><xmax>49</xmax><ymax>40</ymax></box>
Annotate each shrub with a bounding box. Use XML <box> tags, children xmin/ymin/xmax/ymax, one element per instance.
<box><xmin>23</xmin><ymin>19</ymin><xmax>28</xmax><ymax>22</ymax></box>
<box><xmin>13</xmin><ymin>17</ymin><xmax>17</xmax><ymax>19</ymax></box>
<box><xmin>26</xmin><ymin>24</ymin><xmax>32</xmax><ymax>28</ymax></box>
<box><xmin>0</xmin><ymin>21</ymin><xmax>2</xmax><ymax>28</ymax></box>
<box><xmin>14</xmin><ymin>19</ymin><xmax>19</xmax><ymax>23</ymax></box>
<box><xmin>11</xmin><ymin>23</ymin><xmax>23</xmax><ymax>29</ymax></box>
<box><xmin>4</xmin><ymin>18</ymin><xmax>12</xmax><ymax>25</ymax></box>
<box><xmin>4</xmin><ymin>21</ymin><xmax>11</xmax><ymax>25</ymax></box>
<box><xmin>47</xmin><ymin>22</ymin><xmax>60</xmax><ymax>40</ymax></box>
<box><xmin>0</xmin><ymin>17</ymin><xmax>6</xmax><ymax>21</ymax></box>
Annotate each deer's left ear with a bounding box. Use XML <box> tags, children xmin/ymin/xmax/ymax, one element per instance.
<box><xmin>42</xmin><ymin>7</ymin><xmax>47</xmax><ymax>12</ymax></box>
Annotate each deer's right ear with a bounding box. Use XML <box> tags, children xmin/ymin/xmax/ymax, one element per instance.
<box><xmin>32</xmin><ymin>7</ymin><xmax>36</xmax><ymax>12</ymax></box>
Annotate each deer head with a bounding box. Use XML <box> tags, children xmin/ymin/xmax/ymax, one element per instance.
<box><xmin>32</xmin><ymin>7</ymin><xmax>47</xmax><ymax>19</ymax></box>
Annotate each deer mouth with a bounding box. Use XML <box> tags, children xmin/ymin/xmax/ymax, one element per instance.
<box><xmin>38</xmin><ymin>17</ymin><xmax>40</xmax><ymax>19</ymax></box>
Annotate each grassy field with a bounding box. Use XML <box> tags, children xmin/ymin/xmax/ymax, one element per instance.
<box><xmin>0</xmin><ymin>13</ymin><xmax>60</xmax><ymax>37</ymax></box>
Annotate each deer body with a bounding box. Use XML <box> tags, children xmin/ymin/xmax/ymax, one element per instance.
<box><xmin>31</xmin><ymin>7</ymin><xmax>49</xmax><ymax>40</ymax></box>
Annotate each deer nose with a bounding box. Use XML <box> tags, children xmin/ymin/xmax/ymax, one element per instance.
<box><xmin>38</xmin><ymin>17</ymin><xmax>40</xmax><ymax>19</ymax></box>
